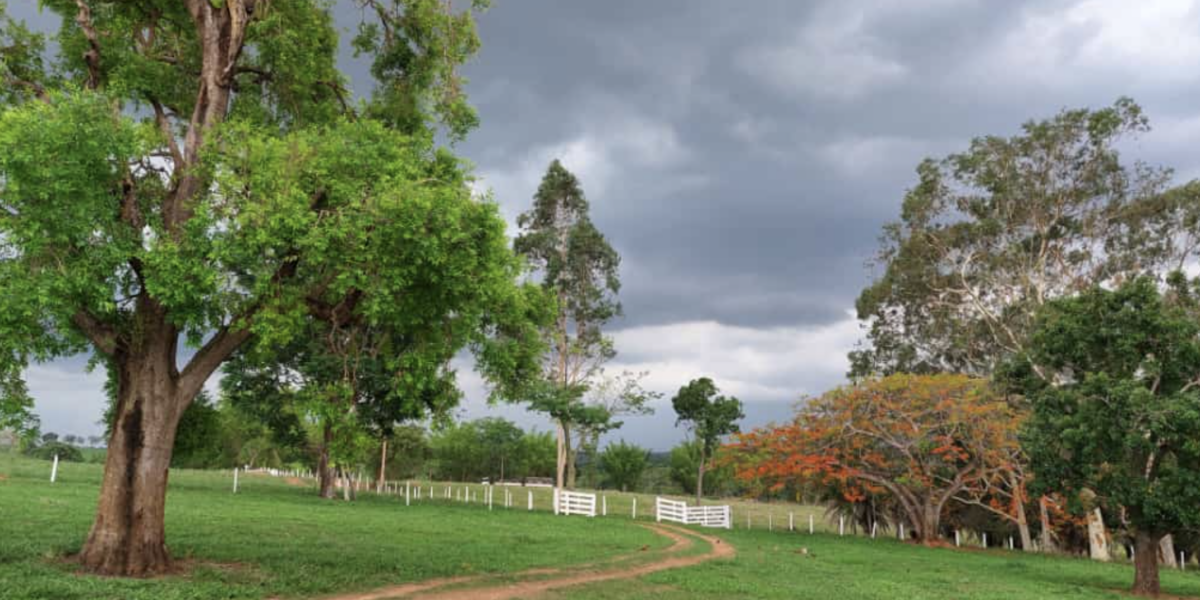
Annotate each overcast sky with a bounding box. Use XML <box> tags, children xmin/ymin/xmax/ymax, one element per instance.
<box><xmin>16</xmin><ymin>0</ymin><xmax>1200</xmax><ymax>450</ymax></box>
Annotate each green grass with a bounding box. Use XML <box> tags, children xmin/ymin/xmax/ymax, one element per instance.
<box><xmin>7</xmin><ymin>453</ymin><xmax>1200</xmax><ymax>600</ymax></box>
<box><xmin>0</xmin><ymin>454</ymin><xmax>667</xmax><ymax>600</ymax></box>
<box><xmin>546</xmin><ymin>528</ymin><xmax>1200</xmax><ymax>600</ymax></box>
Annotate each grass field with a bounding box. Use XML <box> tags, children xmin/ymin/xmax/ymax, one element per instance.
<box><xmin>4</xmin><ymin>453</ymin><xmax>1200</xmax><ymax>599</ymax></box>
<box><xmin>0</xmin><ymin>454</ymin><xmax>668</xmax><ymax>600</ymax></box>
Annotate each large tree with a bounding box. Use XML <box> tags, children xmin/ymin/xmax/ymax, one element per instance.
<box><xmin>1007</xmin><ymin>277</ymin><xmax>1200</xmax><ymax>596</ymax></box>
<box><xmin>851</xmin><ymin>99</ymin><xmax>1170</xmax><ymax>378</ymax></box>
<box><xmin>849</xmin><ymin>99</ymin><xmax>1178</xmax><ymax>556</ymax></box>
<box><xmin>514</xmin><ymin>159</ymin><xmax>623</xmax><ymax>489</ymax></box>
<box><xmin>0</xmin><ymin>0</ymin><xmax>552</xmax><ymax>576</ymax></box>
<box><xmin>730</xmin><ymin>374</ymin><xmax>1019</xmax><ymax>545</ymax></box>
<box><xmin>671</xmin><ymin>377</ymin><xmax>743</xmax><ymax>504</ymax></box>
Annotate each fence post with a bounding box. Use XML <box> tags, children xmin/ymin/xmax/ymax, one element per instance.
<box><xmin>955</xmin><ymin>530</ymin><xmax>961</xmax><ymax>547</ymax></box>
<box><xmin>769</xmin><ymin>514</ymin><xmax>773</xmax><ymax>531</ymax></box>
<box><xmin>632</xmin><ymin>497</ymin><xmax>637</xmax><ymax>520</ymax></box>
<box><xmin>809</xmin><ymin>514</ymin><xmax>814</xmax><ymax>534</ymax></box>
<box><xmin>747</xmin><ymin>512</ymin><xmax>751</xmax><ymax>529</ymax></box>
<box><xmin>488</xmin><ymin>487</ymin><xmax>493</xmax><ymax>511</ymax></box>
<box><xmin>50</xmin><ymin>454</ymin><xmax>59</xmax><ymax>483</ymax></box>
<box><xmin>982</xmin><ymin>532</ymin><xmax>987</xmax><ymax>548</ymax></box>
<box><xmin>1008</xmin><ymin>536</ymin><xmax>1014</xmax><ymax>550</ymax></box>
<box><xmin>900</xmin><ymin>524</ymin><xmax>905</xmax><ymax>540</ymax></box>
<box><xmin>528</xmin><ymin>490</ymin><xmax>533</xmax><ymax>511</ymax></box>
<box><xmin>1181</xmin><ymin>551</ymin><xmax>1185</xmax><ymax>571</ymax></box>
<box><xmin>872</xmin><ymin>521</ymin><xmax>877</xmax><ymax>538</ymax></box>
<box><xmin>789</xmin><ymin>512</ymin><xmax>794</xmax><ymax>532</ymax></box>
<box><xmin>553</xmin><ymin>488</ymin><xmax>560</xmax><ymax>515</ymax></box>
<box><xmin>602</xmin><ymin>495</ymin><xmax>607</xmax><ymax>516</ymax></box>
<box><xmin>839</xmin><ymin>516</ymin><xmax>844</xmax><ymax>536</ymax></box>
<box><xmin>232</xmin><ymin>467</ymin><xmax>238</xmax><ymax>494</ymax></box>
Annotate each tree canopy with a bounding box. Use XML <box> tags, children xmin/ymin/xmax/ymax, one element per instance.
<box><xmin>1006</xmin><ymin>277</ymin><xmax>1200</xmax><ymax>595</ymax></box>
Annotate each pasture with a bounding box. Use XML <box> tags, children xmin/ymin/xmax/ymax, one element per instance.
<box><xmin>3</xmin><ymin>454</ymin><xmax>1199</xmax><ymax>599</ymax></box>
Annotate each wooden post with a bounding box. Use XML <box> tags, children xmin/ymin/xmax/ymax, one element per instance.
<box><xmin>50</xmin><ymin>454</ymin><xmax>59</xmax><ymax>483</ymax></box>
<box><xmin>528</xmin><ymin>490</ymin><xmax>533</xmax><ymax>511</ymax></box>
<box><xmin>789</xmin><ymin>512</ymin><xmax>794</xmax><ymax>532</ymax></box>
<box><xmin>769</xmin><ymin>514</ymin><xmax>773</xmax><ymax>531</ymax></box>
<box><xmin>871</xmin><ymin>521</ymin><xmax>877</xmax><ymax>538</ymax></box>
<box><xmin>602</xmin><ymin>495</ymin><xmax>607</xmax><ymax>516</ymax></box>
<box><xmin>232</xmin><ymin>467</ymin><xmax>238</xmax><ymax>494</ymax></box>
<box><xmin>982</xmin><ymin>532</ymin><xmax>988</xmax><ymax>548</ymax></box>
<box><xmin>809</xmin><ymin>514</ymin><xmax>814</xmax><ymax>534</ymax></box>
<box><xmin>1009</xmin><ymin>536</ymin><xmax>1014</xmax><ymax>550</ymax></box>
<box><xmin>955</xmin><ymin>530</ymin><xmax>961</xmax><ymax>547</ymax></box>
<box><xmin>632</xmin><ymin>497</ymin><xmax>637</xmax><ymax>520</ymax></box>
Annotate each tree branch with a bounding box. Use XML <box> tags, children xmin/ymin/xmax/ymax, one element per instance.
<box><xmin>71</xmin><ymin>311</ymin><xmax>119</xmax><ymax>356</ymax></box>
<box><xmin>73</xmin><ymin>0</ymin><xmax>102</xmax><ymax>89</ymax></box>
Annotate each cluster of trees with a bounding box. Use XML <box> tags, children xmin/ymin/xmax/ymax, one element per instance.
<box><xmin>728</xmin><ymin>100</ymin><xmax>1200</xmax><ymax>596</ymax></box>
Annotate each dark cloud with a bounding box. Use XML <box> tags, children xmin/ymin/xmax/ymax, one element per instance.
<box><xmin>12</xmin><ymin>0</ymin><xmax>1200</xmax><ymax>447</ymax></box>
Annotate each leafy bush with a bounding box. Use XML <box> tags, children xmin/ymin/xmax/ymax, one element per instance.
<box><xmin>24</xmin><ymin>441</ymin><xmax>84</xmax><ymax>462</ymax></box>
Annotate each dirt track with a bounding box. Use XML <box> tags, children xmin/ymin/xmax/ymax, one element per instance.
<box><xmin>318</xmin><ymin>522</ymin><xmax>734</xmax><ymax>600</ymax></box>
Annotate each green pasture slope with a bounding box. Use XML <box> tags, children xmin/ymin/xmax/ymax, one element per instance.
<box><xmin>0</xmin><ymin>455</ymin><xmax>666</xmax><ymax>599</ymax></box>
<box><xmin>552</xmin><ymin>528</ymin><xmax>1200</xmax><ymax>600</ymax></box>
<box><xmin>4</xmin><ymin>454</ymin><xmax>1200</xmax><ymax>599</ymax></box>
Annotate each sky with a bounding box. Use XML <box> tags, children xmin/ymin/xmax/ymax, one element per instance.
<box><xmin>15</xmin><ymin>0</ymin><xmax>1200</xmax><ymax>450</ymax></box>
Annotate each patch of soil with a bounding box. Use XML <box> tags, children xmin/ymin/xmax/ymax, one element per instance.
<box><xmin>319</xmin><ymin>523</ymin><xmax>734</xmax><ymax>600</ymax></box>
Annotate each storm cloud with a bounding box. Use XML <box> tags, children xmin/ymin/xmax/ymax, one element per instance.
<box><xmin>15</xmin><ymin>0</ymin><xmax>1200</xmax><ymax>448</ymax></box>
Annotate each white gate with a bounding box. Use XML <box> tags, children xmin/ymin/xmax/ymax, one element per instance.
<box><xmin>687</xmin><ymin>505</ymin><xmax>731</xmax><ymax>529</ymax></box>
<box><xmin>655</xmin><ymin>497</ymin><xmax>689</xmax><ymax>524</ymax></box>
<box><xmin>655</xmin><ymin>497</ymin><xmax>731</xmax><ymax>529</ymax></box>
<box><xmin>556</xmin><ymin>489</ymin><xmax>597</xmax><ymax>517</ymax></box>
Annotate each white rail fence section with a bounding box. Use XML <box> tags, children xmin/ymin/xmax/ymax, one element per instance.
<box><xmin>554</xmin><ymin>489</ymin><xmax>597</xmax><ymax>517</ymax></box>
<box><xmin>655</xmin><ymin>496</ymin><xmax>732</xmax><ymax>529</ymax></box>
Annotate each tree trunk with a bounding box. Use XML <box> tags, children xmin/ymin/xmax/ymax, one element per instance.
<box><xmin>1087</xmin><ymin>508</ymin><xmax>1111</xmax><ymax>562</ymax></box>
<box><xmin>1038</xmin><ymin>496</ymin><xmax>1057</xmax><ymax>553</ymax></box>
<box><xmin>1159</xmin><ymin>534</ymin><xmax>1177</xmax><ymax>569</ymax></box>
<box><xmin>915</xmin><ymin>503</ymin><xmax>941</xmax><ymax>545</ymax></box>
<box><xmin>377</xmin><ymin>438</ymin><xmax>388</xmax><ymax>493</ymax></box>
<box><xmin>78</xmin><ymin>353</ymin><xmax>186</xmax><ymax>577</ymax></box>
<box><xmin>554</xmin><ymin>419</ymin><xmax>566</xmax><ymax>489</ymax></box>
<box><xmin>564</xmin><ymin>423</ymin><xmax>576</xmax><ymax>489</ymax></box>
<box><xmin>1013</xmin><ymin>494</ymin><xmax>1033</xmax><ymax>551</ymax></box>
<box><xmin>695</xmin><ymin>450</ymin><xmax>706</xmax><ymax>505</ymax></box>
<box><xmin>1132</xmin><ymin>530</ymin><xmax>1162</xmax><ymax>597</ymax></box>
<box><xmin>317</xmin><ymin>421</ymin><xmax>335</xmax><ymax>499</ymax></box>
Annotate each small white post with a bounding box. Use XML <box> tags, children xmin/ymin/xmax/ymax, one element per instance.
<box><xmin>955</xmin><ymin>530</ymin><xmax>961</xmax><ymax>547</ymax></box>
<box><xmin>982</xmin><ymin>532</ymin><xmax>987</xmax><ymax>548</ymax></box>
<box><xmin>1180</xmin><ymin>551</ymin><xmax>1185</xmax><ymax>571</ymax></box>
<box><xmin>839</xmin><ymin>516</ymin><xmax>844</xmax><ymax>536</ymax></box>
<box><xmin>553</xmin><ymin>488</ymin><xmax>560</xmax><ymax>515</ymax></box>
<box><xmin>900</xmin><ymin>524</ymin><xmax>906</xmax><ymax>540</ymax></box>
<box><xmin>232</xmin><ymin>467</ymin><xmax>239</xmax><ymax>494</ymax></box>
<box><xmin>789</xmin><ymin>512</ymin><xmax>794</xmax><ymax>532</ymax></box>
<box><xmin>528</xmin><ymin>490</ymin><xmax>533</xmax><ymax>511</ymax></box>
<box><xmin>632</xmin><ymin>497</ymin><xmax>637</xmax><ymax>519</ymax></box>
<box><xmin>871</xmin><ymin>521</ymin><xmax>877</xmax><ymax>538</ymax></box>
<box><xmin>747</xmin><ymin>513</ymin><xmax>751</xmax><ymax>529</ymax></box>
<box><xmin>602</xmin><ymin>495</ymin><xmax>607</xmax><ymax>516</ymax></box>
<box><xmin>809</xmin><ymin>514</ymin><xmax>814</xmax><ymax>534</ymax></box>
<box><xmin>488</xmin><ymin>487</ymin><xmax>493</xmax><ymax>511</ymax></box>
<box><xmin>406</xmin><ymin>481</ymin><xmax>411</xmax><ymax>503</ymax></box>
<box><xmin>768</xmin><ymin>514</ymin><xmax>773</xmax><ymax>531</ymax></box>
<box><xmin>1008</xmin><ymin>536</ymin><xmax>1014</xmax><ymax>550</ymax></box>
<box><xmin>50</xmin><ymin>454</ymin><xmax>59</xmax><ymax>483</ymax></box>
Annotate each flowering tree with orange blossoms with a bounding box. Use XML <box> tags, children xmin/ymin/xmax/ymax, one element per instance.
<box><xmin>728</xmin><ymin>373</ymin><xmax>1021</xmax><ymax>545</ymax></box>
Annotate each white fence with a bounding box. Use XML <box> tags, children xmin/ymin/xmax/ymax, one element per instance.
<box><xmin>655</xmin><ymin>497</ymin><xmax>731</xmax><ymax>529</ymax></box>
<box><xmin>556</xmin><ymin>489</ymin><xmax>597</xmax><ymax>517</ymax></box>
